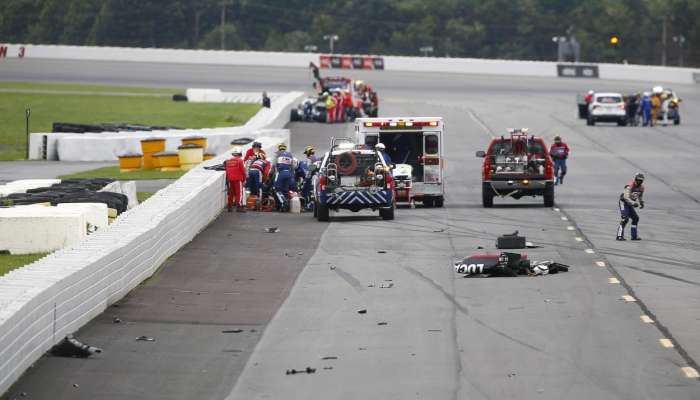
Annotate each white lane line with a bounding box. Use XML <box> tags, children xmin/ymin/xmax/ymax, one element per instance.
<box><xmin>567</xmin><ymin>226</ymin><xmax>575</xmax><ymax>231</ymax></box>
<box><xmin>596</xmin><ymin>261</ymin><xmax>606</xmax><ymax>267</ymax></box>
<box><xmin>585</xmin><ymin>249</ymin><xmax>595</xmax><ymax>254</ymax></box>
<box><xmin>682</xmin><ymin>367</ymin><xmax>699</xmax><ymax>378</ymax></box>
<box><xmin>575</xmin><ymin>237</ymin><xmax>583</xmax><ymax>242</ymax></box>
<box><xmin>561</xmin><ymin>216</ymin><xmax>568</xmax><ymax>221</ymax></box>
<box><xmin>554</xmin><ymin>207</ymin><xmax>560</xmax><ymax>212</ymax></box>
<box><xmin>659</xmin><ymin>339</ymin><xmax>674</xmax><ymax>348</ymax></box>
<box><xmin>608</xmin><ymin>277</ymin><xmax>620</xmax><ymax>284</ymax></box>
<box><xmin>622</xmin><ymin>295</ymin><xmax>636</xmax><ymax>302</ymax></box>
<box><xmin>640</xmin><ymin>315</ymin><xmax>655</xmax><ymax>323</ymax></box>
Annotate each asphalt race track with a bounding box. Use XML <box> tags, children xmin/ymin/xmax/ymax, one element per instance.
<box><xmin>2</xmin><ymin>59</ymin><xmax>700</xmax><ymax>399</ymax></box>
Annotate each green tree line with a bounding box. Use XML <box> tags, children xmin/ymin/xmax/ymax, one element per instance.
<box><xmin>1</xmin><ymin>0</ymin><xmax>697</xmax><ymax>66</ymax></box>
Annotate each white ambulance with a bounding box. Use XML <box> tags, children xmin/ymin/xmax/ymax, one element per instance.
<box><xmin>355</xmin><ymin>117</ymin><xmax>445</xmax><ymax>207</ymax></box>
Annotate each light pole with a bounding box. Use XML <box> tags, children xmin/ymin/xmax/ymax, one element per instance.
<box><xmin>220</xmin><ymin>1</ymin><xmax>233</xmax><ymax>50</ymax></box>
<box><xmin>419</xmin><ymin>46</ymin><xmax>434</xmax><ymax>57</ymax></box>
<box><xmin>323</xmin><ymin>34</ymin><xmax>339</xmax><ymax>54</ymax></box>
<box><xmin>673</xmin><ymin>34</ymin><xmax>686</xmax><ymax>67</ymax></box>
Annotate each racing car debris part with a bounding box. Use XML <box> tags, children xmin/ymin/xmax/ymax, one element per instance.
<box><xmin>265</xmin><ymin>227</ymin><xmax>280</xmax><ymax>233</ymax></box>
<box><xmin>286</xmin><ymin>367</ymin><xmax>317</xmax><ymax>375</ymax></box>
<box><xmin>454</xmin><ymin>252</ymin><xmax>570</xmax><ymax>277</ymax></box>
<box><xmin>222</xmin><ymin>329</ymin><xmax>244</xmax><ymax>333</ymax></box>
<box><xmin>496</xmin><ymin>231</ymin><xmax>526</xmax><ymax>249</ymax></box>
<box><xmin>135</xmin><ymin>336</ymin><xmax>155</xmax><ymax>342</ymax></box>
<box><xmin>50</xmin><ymin>335</ymin><xmax>103</xmax><ymax>358</ymax></box>
<box><xmin>321</xmin><ymin>356</ymin><xmax>338</xmax><ymax>360</ymax></box>
<box><xmin>357</xmin><ymin>309</ymin><xmax>367</xmax><ymax>314</ymax></box>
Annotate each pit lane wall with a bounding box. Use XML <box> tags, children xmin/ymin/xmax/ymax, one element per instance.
<box><xmin>28</xmin><ymin>91</ymin><xmax>303</xmax><ymax>161</ymax></box>
<box><xmin>2</xmin><ymin>44</ymin><xmax>699</xmax><ymax>85</ymax></box>
<box><xmin>0</xmin><ymin>112</ymin><xmax>293</xmax><ymax>395</ymax></box>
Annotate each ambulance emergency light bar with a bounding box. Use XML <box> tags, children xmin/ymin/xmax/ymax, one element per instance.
<box><xmin>363</xmin><ymin>120</ymin><xmax>439</xmax><ymax>129</ymax></box>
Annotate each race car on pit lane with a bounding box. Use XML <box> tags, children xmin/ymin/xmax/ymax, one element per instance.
<box><xmin>313</xmin><ymin>138</ymin><xmax>395</xmax><ymax>221</ymax></box>
<box><xmin>476</xmin><ymin>128</ymin><xmax>555</xmax><ymax>207</ymax></box>
<box><xmin>290</xmin><ymin>76</ymin><xmax>378</xmax><ymax>123</ymax></box>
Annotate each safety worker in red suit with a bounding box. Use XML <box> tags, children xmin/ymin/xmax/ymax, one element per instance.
<box><xmin>325</xmin><ymin>92</ymin><xmax>336</xmax><ymax>123</ymax></box>
<box><xmin>244</xmin><ymin>141</ymin><xmax>266</xmax><ymax>163</ymax></box>
<box><xmin>225</xmin><ymin>147</ymin><xmax>247</xmax><ymax>212</ymax></box>
<box><xmin>343</xmin><ymin>90</ymin><xmax>354</xmax><ymax>120</ymax></box>
<box><xmin>584</xmin><ymin>90</ymin><xmax>594</xmax><ymax>104</ymax></box>
<box><xmin>617</xmin><ymin>173</ymin><xmax>645</xmax><ymax>241</ymax></box>
<box><xmin>549</xmin><ymin>136</ymin><xmax>570</xmax><ymax>185</ymax></box>
<box><xmin>247</xmin><ymin>154</ymin><xmax>272</xmax><ymax>199</ymax></box>
<box><xmin>334</xmin><ymin>91</ymin><xmax>344</xmax><ymax>122</ymax></box>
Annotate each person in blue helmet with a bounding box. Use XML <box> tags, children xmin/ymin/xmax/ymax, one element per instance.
<box><xmin>617</xmin><ymin>173</ymin><xmax>645</xmax><ymax>241</ymax></box>
<box><xmin>273</xmin><ymin>143</ymin><xmax>295</xmax><ymax>211</ymax></box>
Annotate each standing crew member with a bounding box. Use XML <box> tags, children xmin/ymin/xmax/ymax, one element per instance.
<box><xmin>650</xmin><ymin>93</ymin><xmax>661</xmax><ymax>126</ymax></box>
<box><xmin>376</xmin><ymin>143</ymin><xmax>392</xmax><ymax>168</ymax></box>
<box><xmin>549</xmin><ymin>136</ymin><xmax>570</xmax><ymax>185</ymax></box>
<box><xmin>225</xmin><ymin>147</ymin><xmax>247</xmax><ymax>212</ymax></box>
<box><xmin>247</xmin><ymin>155</ymin><xmax>271</xmax><ymax>199</ymax></box>
<box><xmin>274</xmin><ymin>143</ymin><xmax>295</xmax><ymax>211</ymax></box>
<box><xmin>301</xmin><ymin>146</ymin><xmax>320</xmax><ymax>209</ymax></box>
<box><xmin>640</xmin><ymin>94</ymin><xmax>652</xmax><ymax>126</ymax></box>
<box><xmin>244</xmin><ymin>141</ymin><xmax>266</xmax><ymax>163</ymax></box>
<box><xmin>325</xmin><ymin>92</ymin><xmax>336</xmax><ymax>123</ymax></box>
<box><xmin>617</xmin><ymin>173</ymin><xmax>645</xmax><ymax>241</ymax></box>
<box><xmin>334</xmin><ymin>91</ymin><xmax>345</xmax><ymax>122</ymax></box>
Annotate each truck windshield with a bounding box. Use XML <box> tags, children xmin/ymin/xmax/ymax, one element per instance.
<box><xmin>327</xmin><ymin>151</ymin><xmax>381</xmax><ymax>177</ymax></box>
<box><xmin>490</xmin><ymin>140</ymin><xmax>546</xmax><ymax>157</ymax></box>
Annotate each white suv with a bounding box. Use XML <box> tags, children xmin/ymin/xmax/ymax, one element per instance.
<box><xmin>587</xmin><ymin>92</ymin><xmax>627</xmax><ymax>126</ymax></box>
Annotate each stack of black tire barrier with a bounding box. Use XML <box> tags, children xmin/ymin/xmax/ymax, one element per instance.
<box><xmin>52</xmin><ymin>123</ymin><xmax>183</xmax><ymax>133</ymax></box>
<box><xmin>1</xmin><ymin>179</ymin><xmax>129</xmax><ymax>214</ymax></box>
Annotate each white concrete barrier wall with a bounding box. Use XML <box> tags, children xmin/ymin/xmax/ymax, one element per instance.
<box><xmin>4</xmin><ymin>44</ymin><xmax>699</xmax><ymax>85</ymax></box>
<box><xmin>28</xmin><ymin>91</ymin><xmax>303</xmax><ymax>161</ymax></box>
<box><xmin>0</xmin><ymin>94</ymin><xmax>296</xmax><ymax>396</ymax></box>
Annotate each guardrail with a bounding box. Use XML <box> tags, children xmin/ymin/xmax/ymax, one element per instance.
<box><xmin>2</xmin><ymin>44</ymin><xmax>699</xmax><ymax>84</ymax></box>
<box><xmin>28</xmin><ymin>91</ymin><xmax>303</xmax><ymax>161</ymax></box>
<box><xmin>0</xmin><ymin>92</ymin><xmax>299</xmax><ymax>395</ymax></box>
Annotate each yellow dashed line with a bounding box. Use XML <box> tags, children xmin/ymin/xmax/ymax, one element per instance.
<box><xmin>659</xmin><ymin>338</ymin><xmax>674</xmax><ymax>348</ymax></box>
<box><xmin>622</xmin><ymin>295</ymin><xmax>636</xmax><ymax>302</ymax></box>
<box><xmin>682</xmin><ymin>367</ymin><xmax>699</xmax><ymax>378</ymax></box>
<box><xmin>640</xmin><ymin>315</ymin><xmax>654</xmax><ymax>323</ymax></box>
<box><xmin>608</xmin><ymin>277</ymin><xmax>620</xmax><ymax>284</ymax></box>
<box><xmin>595</xmin><ymin>261</ymin><xmax>606</xmax><ymax>267</ymax></box>
<box><xmin>585</xmin><ymin>249</ymin><xmax>595</xmax><ymax>254</ymax></box>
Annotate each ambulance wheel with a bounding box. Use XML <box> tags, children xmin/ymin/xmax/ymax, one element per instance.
<box><xmin>543</xmin><ymin>183</ymin><xmax>554</xmax><ymax>207</ymax></box>
<box><xmin>423</xmin><ymin>197</ymin><xmax>434</xmax><ymax>208</ymax></box>
<box><xmin>434</xmin><ymin>197</ymin><xmax>444</xmax><ymax>208</ymax></box>
<box><xmin>482</xmin><ymin>183</ymin><xmax>494</xmax><ymax>208</ymax></box>
<box><xmin>587</xmin><ymin>116</ymin><xmax>595</xmax><ymax>126</ymax></box>
<box><xmin>380</xmin><ymin>205</ymin><xmax>394</xmax><ymax>220</ymax></box>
